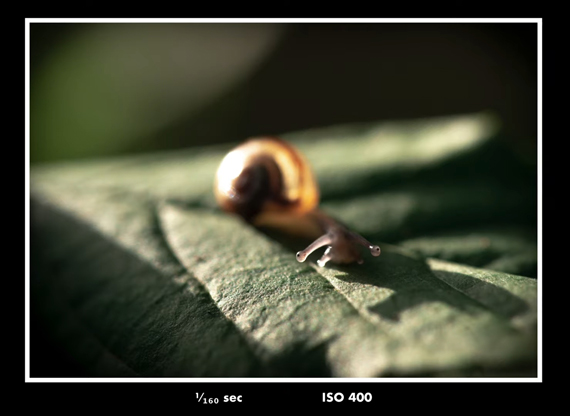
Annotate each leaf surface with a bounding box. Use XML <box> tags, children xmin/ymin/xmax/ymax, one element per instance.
<box><xmin>30</xmin><ymin>113</ymin><xmax>537</xmax><ymax>376</ymax></box>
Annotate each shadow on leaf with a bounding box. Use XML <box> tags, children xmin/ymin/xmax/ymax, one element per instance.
<box><xmin>30</xmin><ymin>197</ymin><xmax>262</xmax><ymax>377</ymax></box>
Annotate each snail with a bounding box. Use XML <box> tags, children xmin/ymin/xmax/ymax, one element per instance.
<box><xmin>214</xmin><ymin>137</ymin><xmax>380</xmax><ymax>267</ymax></box>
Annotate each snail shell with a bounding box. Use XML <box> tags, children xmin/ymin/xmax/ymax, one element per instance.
<box><xmin>214</xmin><ymin>137</ymin><xmax>380</xmax><ymax>266</ymax></box>
<box><xmin>214</xmin><ymin>137</ymin><xmax>322</xmax><ymax>238</ymax></box>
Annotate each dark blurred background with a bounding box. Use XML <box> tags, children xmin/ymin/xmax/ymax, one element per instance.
<box><xmin>30</xmin><ymin>23</ymin><xmax>537</xmax><ymax>165</ymax></box>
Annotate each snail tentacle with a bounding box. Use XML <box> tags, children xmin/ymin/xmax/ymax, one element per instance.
<box><xmin>347</xmin><ymin>231</ymin><xmax>382</xmax><ymax>257</ymax></box>
<box><xmin>296</xmin><ymin>233</ymin><xmax>334</xmax><ymax>263</ymax></box>
<box><xmin>316</xmin><ymin>247</ymin><xmax>333</xmax><ymax>268</ymax></box>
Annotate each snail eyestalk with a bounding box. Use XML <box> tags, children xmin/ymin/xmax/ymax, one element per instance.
<box><xmin>296</xmin><ymin>234</ymin><xmax>334</xmax><ymax>263</ymax></box>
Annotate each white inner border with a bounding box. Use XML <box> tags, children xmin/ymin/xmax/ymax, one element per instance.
<box><xmin>25</xmin><ymin>17</ymin><xmax>542</xmax><ymax>384</ymax></box>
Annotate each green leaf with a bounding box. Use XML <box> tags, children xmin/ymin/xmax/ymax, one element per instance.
<box><xmin>30</xmin><ymin>113</ymin><xmax>537</xmax><ymax>377</ymax></box>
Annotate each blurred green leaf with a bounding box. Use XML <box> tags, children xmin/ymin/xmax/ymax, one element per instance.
<box><xmin>30</xmin><ymin>113</ymin><xmax>537</xmax><ymax>377</ymax></box>
<box><xmin>31</xmin><ymin>24</ymin><xmax>283</xmax><ymax>163</ymax></box>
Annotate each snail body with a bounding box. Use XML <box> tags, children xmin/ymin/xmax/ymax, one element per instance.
<box><xmin>214</xmin><ymin>137</ymin><xmax>380</xmax><ymax>267</ymax></box>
